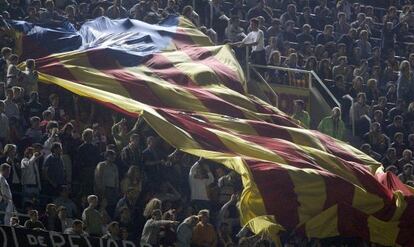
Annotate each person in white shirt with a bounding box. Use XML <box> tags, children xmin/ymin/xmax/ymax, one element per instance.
<box><xmin>6</xmin><ymin>54</ymin><xmax>21</xmax><ymax>88</ymax></box>
<box><xmin>0</xmin><ymin>163</ymin><xmax>13</xmax><ymax>225</ymax></box>
<box><xmin>21</xmin><ymin>146</ymin><xmax>42</xmax><ymax>204</ymax></box>
<box><xmin>0</xmin><ymin>101</ymin><xmax>10</xmax><ymax>145</ymax></box>
<box><xmin>189</xmin><ymin>158</ymin><xmax>214</xmax><ymax>211</ymax></box>
<box><xmin>232</xmin><ymin>17</ymin><xmax>266</xmax><ymax>66</ymax></box>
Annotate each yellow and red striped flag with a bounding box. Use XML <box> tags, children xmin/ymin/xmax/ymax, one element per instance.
<box><xmin>14</xmin><ymin>15</ymin><xmax>414</xmax><ymax>246</ymax></box>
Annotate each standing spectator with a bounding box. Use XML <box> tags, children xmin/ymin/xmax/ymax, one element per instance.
<box><xmin>111</xmin><ymin>118</ymin><xmax>140</xmax><ymax>150</ymax></box>
<box><xmin>21</xmin><ymin>59</ymin><xmax>38</xmax><ymax>96</ymax></box>
<box><xmin>349</xmin><ymin>92</ymin><xmax>370</xmax><ymax>129</ymax></box>
<box><xmin>234</xmin><ymin>18</ymin><xmax>265</xmax><ymax>67</ymax></box>
<box><xmin>0</xmin><ymin>163</ymin><xmax>13</xmax><ymax>225</ymax></box>
<box><xmin>82</xmin><ymin>195</ymin><xmax>104</xmax><ymax>237</ymax></box>
<box><xmin>225</xmin><ymin>16</ymin><xmax>246</xmax><ymax>42</ymax></box>
<box><xmin>20</xmin><ymin>146</ymin><xmax>42</xmax><ymax>204</ymax></box>
<box><xmin>25</xmin><ymin>117</ymin><xmax>42</xmax><ymax>144</ymax></box>
<box><xmin>42</xmin><ymin>142</ymin><xmax>65</xmax><ymax>196</ymax></box>
<box><xmin>318</xmin><ymin>107</ymin><xmax>346</xmax><ymax>140</ymax></box>
<box><xmin>120</xmin><ymin>133</ymin><xmax>142</xmax><ymax>176</ymax></box>
<box><xmin>177</xmin><ymin>215</ymin><xmax>199</xmax><ymax>247</ymax></box>
<box><xmin>192</xmin><ymin>209</ymin><xmax>218</xmax><ymax>247</ymax></box>
<box><xmin>141</xmin><ymin>209</ymin><xmax>178</xmax><ymax>246</ymax></box>
<box><xmin>3</xmin><ymin>88</ymin><xmax>19</xmax><ymax>119</ymax></box>
<box><xmin>397</xmin><ymin>60</ymin><xmax>414</xmax><ymax>104</ymax></box>
<box><xmin>1</xmin><ymin>144</ymin><xmax>21</xmax><ymax>206</ymax></box>
<box><xmin>6</xmin><ymin>54</ymin><xmax>20</xmax><ymax>88</ymax></box>
<box><xmin>76</xmin><ymin>128</ymin><xmax>100</xmax><ymax>196</ymax></box>
<box><xmin>0</xmin><ymin>101</ymin><xmax>10</xmax><ymax>146</ymax></box>
<box><xmin>94</xmin><ymin>150</ymin><xmax>119</xmax><ymax>214</ymax></box>
<box><xmin>189</xmin><ymin>159</ymin><xmax>214</xmax><ymax>211</ymax></box>
<box><xmin>25</xmin><ymin>92</ymin><xmax>43</xmax><ymax>118</ymax></box>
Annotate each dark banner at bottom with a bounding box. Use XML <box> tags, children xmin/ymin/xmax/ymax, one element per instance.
<box><xmin>0</xmin><ymin>226</ymin><xmax>136</xmax><ymax>247</ymax></box>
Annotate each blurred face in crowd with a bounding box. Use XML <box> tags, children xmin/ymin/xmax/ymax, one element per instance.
<box><xmin>403</xmin><ymin>150</ymin><xmax>412</xmax><ymax>161</ymax></box>
<box><xmin>199</xmin><ymin>212</ymin><xmax>209</xmax><ymax>224</ymax></box>
<box><xmin>332</xmin><ymin>108</ymin><xmax>341</xmax><ymax>120</ymax></box>
<box><xmin>29</xmin><ymin>210</ymin><xmax>38</xmax><ymax>221</ymax></box>
<box><xmin>73</xmin><ymin>222</ymin><xmax>83</xmax><ymax>234</ymax></box>
<box><xmin>1</xmin><ymin>167</ymin><xmax>10</xmax><ymax>178</ymax></box>
<box><xmin>404</xmin><ymin>165</ymin><xmax>413</xmax><ymax>176</ymax></box>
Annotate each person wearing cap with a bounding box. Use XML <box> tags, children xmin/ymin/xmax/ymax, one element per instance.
<box><xmin>398</xmin><ymin>163</ymin><xmax>414</xmax><ymax>184</ymax></box>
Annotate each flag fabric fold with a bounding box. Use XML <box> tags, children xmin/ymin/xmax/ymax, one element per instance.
<box><xmin>12</xmin><ymin>16</ymin><xmax>414</xmax><ymax>246</ymax></box>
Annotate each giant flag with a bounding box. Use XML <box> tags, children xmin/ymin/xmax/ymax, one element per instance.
<box><xmin>11</xmin><ymin>16</ymin><xmax>414</xmax><ymax>246</ymax></box>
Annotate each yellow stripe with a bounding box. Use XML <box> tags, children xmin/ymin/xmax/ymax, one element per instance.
<box><xmin>304</xmin><ymin>205</ymin><xmax>339</xmax><ymax>238</ymax></box>
<box><xmin>367</xmin><ymin>215</ymin><xmax>399</xmax><ymax>246</ymax></box>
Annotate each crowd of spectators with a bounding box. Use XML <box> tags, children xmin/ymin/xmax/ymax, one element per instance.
<box><xmin>0</xmin><ymin>0</ymin><xmax>413</xmax><ymax>246</ymax></box>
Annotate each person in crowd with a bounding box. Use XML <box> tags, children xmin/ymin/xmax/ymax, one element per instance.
<box><xmin>82</xmin><ymin>195</ymin><xmax>104</xmax><ymax>237</ymax></box>
<box><xmin>64</xmin><ymin>219</ymin><xmax>89</xmax><ymax>236</ymax></box>
<box><xmin>192</xmin><ymin>209</ymin><xmax>218</xmax><ymax>247</ymax></box>
<box><xmin>291</xmin><ymin>99</ymin><xmax>310</xmax><ymax>128</ymax></box>
<box><xmin>10</xmin><ymin>216</ymin><xmax>22</xmax><ymax>228</ymax></box>
<box><xmin>176</xmin><ymin>215</ymin><xmax>199</xmax><ymax>247</ymax></box>
<box><xmin>363</xmin><ymin>122</ymin><xmax>390</xmax><ymax>155</ymax></box>
<box><xmin>102</xmin><ymin>221</ymin><xmax>121</xmax><ymax>240</ymax></box>
<box><xmin>233</xmin><ymin>18</ymin><xmax>265</xmax><ymax>67</ymax></box>
<box><xmin>189</xmin><ymin>158</ymin><xmax>214</xmax><ymax>211</ymax></box>
<box><xmin>398</xmin><ymin>163</ymin><xmax>414</xmax><ymax>184</ymax></box>
<box><xmin>120</xmin><ymin>133</ymin><xmax>142</xmax><ymax>175</ymax></box>
<box><xmin>141</xmin><ymin>209</ymin><xmax>179</xmax><ymax>246</ymax></box>
<box><xmin>0</xmin><ymin>101</ymin><xmax>10</xmax><ymax>146</ymax></box>
<box><xmin>76</xmin><ymin>128</ymin><xmax>100</xmax><ymax>196</ymax></box>
<box><xmin>318</xmin><ymin>107</ymin><xmax>346</xmax><ymax>140</ymax></box>
<box><xmin>58</xmin><ymin>206</ymin><xmax>73</xmax><ymax>232</ymax></box>
<box><xmin>94</xmin><ymin>149</ymin><xmax>119</xmax><ymax>214</ymax></box>
<box><xmin>53</xmin><ymin>185</ymin><xmax>78</xmax><ymax>218</ymax></box>
<box><xmin>0</xmin><ymin>163</ymin><xmax>12</xmax><ymax>225</ymax></box>
<box><xmin>20</xmin><ymin>146</ymin><xmax>42</xmax><ymax>204</ymax></box>
<box><xmin>360</xmin><ymin>143</ymin><xmax>382</xmax><ymax>161</ymax></box>
<box><xmin>24</xmin><ymin>209</ymin><xmax>45</xmax><ymax>229</ymax></box>
<box><xmin>3</xmin><ymin>88</ymin><xmax>19</xmax><ymax>119</ymax></box>
<box><xmin>43</xmin><ymin>142</ymin><xmax>65</xmax><ymax>196</ymax></box>
<box><xmin>40</xmin><ymin>203</ymin><xmax>62</xmax><ymax>232</ymax></box>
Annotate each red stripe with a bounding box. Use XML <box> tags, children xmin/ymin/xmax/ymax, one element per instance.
<box><xmin>85</xmin><ymin>48</ymin><xmax>166</xmax><ymax>107</ymax></box>
<box><xmin>171</xmin><ymin>29</ymin><xmax>245</xmax><ymax>94</ymax></box>
<box><xmin>337</xmin><ymin>203</ymin><xmax>370</xmax><ymax>240</ymax></box>
<box><xmin>246</xmin><ymin>160</ymin><xmax>300</xmax><ymax>230</ymax></box>
<box><xmin>396</xmin><ymin>197</ymin><xmax>414</xmax><ymax>246</ymax></box>
<box><xmin>323</xmin><ymin>173</ymin><xmax>355</xmax><ymax>210</ymax></box>
<box><xmin>36</xmin><ymin>55</ymin><xmax>78</xmax><ymax>83</ymax></box>
<box><xmin>155</xmin><ymin>109</ymin><xmax>232</xmax><ymax>153</ymax></box>
<box><xmin>144</xmin><ymin>53</ymin><xmax>198</xmax><ymax>86</ymax></box>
